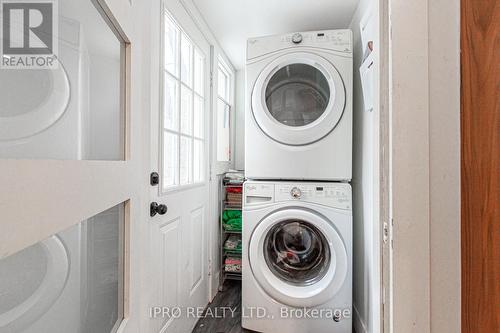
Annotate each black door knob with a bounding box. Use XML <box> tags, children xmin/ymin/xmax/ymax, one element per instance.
<box><xmin>150</xmin><ymin>202</ymin><xmax>168</xmax><ymax>217</ymax></box>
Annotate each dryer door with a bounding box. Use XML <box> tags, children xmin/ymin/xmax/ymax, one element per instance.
<box><xmin>248</xmin><ymin>208</ymin><xmax>348</xmax><ymax>307</ymax></box>
<box><xmin>251</xmin><ymin>52</ymin><xmax>346</xmax><ymax>146</ymax></box>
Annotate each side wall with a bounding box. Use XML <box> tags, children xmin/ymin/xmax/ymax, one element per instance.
<box><xmin>350</xmin><ymin>0</ymin><xmax>381</xmax><ymax>332</ymax></box>
<box><xmin>390</xmin><ymin>0</ymin><xmax>461</xmax><ymax>331</ymax></box>
<box><xmin>429</xmin><ymin>0</ymin><xmax>461</xmax><ymax>332</ymax></box>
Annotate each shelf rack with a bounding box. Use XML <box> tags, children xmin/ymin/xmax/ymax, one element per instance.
<box><xmin>218</xmin><ymin>172</ymin><xmax>244</xmax><ymax>291</ymax></box>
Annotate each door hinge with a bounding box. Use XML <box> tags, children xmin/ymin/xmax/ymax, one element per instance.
<box><xmin>383</xmin><ymin>221</ymin><xmax>389</xmax><ymax>243</ymax></box>
<box><xmin>208</xmin><ymin>259</ymin><xmax>212</xmax><ymax>277</ymax></box>
<box><xmin>209</xmin><ymin>71</ymin><xmax>214</xmax><ymax>87</ymax></box>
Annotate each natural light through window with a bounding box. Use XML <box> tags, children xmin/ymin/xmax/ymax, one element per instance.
<box><xmin>217</xmin><ymin>59</ymin><xmax>231</xmax><ymax>162</ymax></box>
<box><xmin>162</xmin><ymin>13</ymin><xmax>205</xmax><ymax>190</ymax></box>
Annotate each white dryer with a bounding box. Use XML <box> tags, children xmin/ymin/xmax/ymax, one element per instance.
<box><xmin>245</xmin><ymin>30</ymin><xmax>353</xmax><ymax>181</ymax></box>
<box><xmin>242</xmin><ymin>181</ymin><xmax>352</xmax><ymax>333</ymax></box>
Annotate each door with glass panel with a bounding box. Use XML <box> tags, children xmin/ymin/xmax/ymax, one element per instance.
<box><xmin>0</xmin><ymin>0</ymin><xmax>145</xmax><ymax>332</ymax></box>
<box><xmin>148</xmin><ymin>3</ymin><xmax>210</xmax><ymax>332</ymax></box>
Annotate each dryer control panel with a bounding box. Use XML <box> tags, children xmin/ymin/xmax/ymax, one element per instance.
<box><xmin>247</xmin><ymin>29</ymin><xmax>352</xmax><ymax>61</ymax></box>
<box><xmin>244</xmin><ymin>181</ymin><xmax>351</xmax><ymax>210</ymax></box>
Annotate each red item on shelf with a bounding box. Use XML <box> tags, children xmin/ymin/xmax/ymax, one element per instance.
<box><xmin>226</xmin><ymin>187</ymin><xmax>242</xmax><ymax>194</ymax></box>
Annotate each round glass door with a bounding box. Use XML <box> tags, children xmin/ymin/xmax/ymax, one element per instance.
<box><xmin>265</xmin><ymin>64</ymin><xmax>330</xmax><ymax>127</ymax></box>
<box><xmin>264</xmin><ymin>219</ymin><xmax>330</xmax><ymax>285</ymax></box>
<box><xmin>252</xmin><ymin>52</ymin><xmax>346</xmax><ymax>146</ymax></box>
<box><xmin>248</xmin><ymin>208</ymin><xmax>348</xmax><ymax>307</ymax></box>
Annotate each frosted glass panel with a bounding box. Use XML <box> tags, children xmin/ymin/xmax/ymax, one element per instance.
<box><xmin>0</xmin><ymin>0</ymin><xmax>125</xmax><ymax>160</ymax></box>
<box><xmin>193</xmin><ymin>95</ymin><xmax>204</xmax><ymax>139</ymax></box>
<box><xmin>180</xmin><ymin>86</ymin><xmax>193</xmax><ymax>135</ymax></box>
<box><xmin>180</xmin><ymin>136</ymin><xmax>192</xmax><ymax>185</ymax></box>
<box><xmin>193</xmin><ymin>49</ymin><xmax>204</xmax><ymax>96</ymax></box>
<box><xmin>163</xmin><ymin>132</ymin><xmax>179</xmax><ymax>188</ymax></box>
<box><xmin>180</xmin><ymin>35</ymin><xmax>192</xmax><ymax>87</ymax></box>
<box><xmin>164</xmin><ymin>16</ymin><xmax>179</xmax><ymax>76</ymax></box>
<box><xmin>163</xmin><ymin>74</ymin><xmax>179</xmax><ymax>131</ymax></box>
<box><xmin>218</xmin><ymin>67</ymin><xmax>228</xmax><ymax>101</ymax></box>
<box><xmin>161</xmin><ymin>11</ymin><xmax>205</xmax><ymax>190</ymax></box>
<box><xmin>0</xmin><ymin>203</ymin><xmax>125</xmax><ymax>333</ymax></box>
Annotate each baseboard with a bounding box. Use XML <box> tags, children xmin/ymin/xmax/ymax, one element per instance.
<box><xmin>353</xmin><ymin>304</ymin><xmax>368</xmax><ymax>333</ymax></box>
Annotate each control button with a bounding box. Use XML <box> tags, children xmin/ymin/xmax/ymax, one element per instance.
<box><xmin>292</xmin><ymin>33</ymin><xmax>303</xmax><ymax>44</ymax></box>
<box><xmin>290</xmin><ymin>187</ymin><xmax>302</xmax><ymax>199</ymax></box>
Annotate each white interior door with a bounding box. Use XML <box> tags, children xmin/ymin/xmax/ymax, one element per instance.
<box><xmin>148</xmin><ymin>1</ymin><xmax>211</xmax><ymax>332</ymax></box>
<box><xmin>0</xmin><ymin>0</ymin><xmax>148</xmax><ymax>332</ymax></box>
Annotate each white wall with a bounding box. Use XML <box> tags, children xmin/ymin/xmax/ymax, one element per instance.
<box><xmin>350</xmin><ymin>0</ymin><xmax>380</xmax><ymax>332</ymax></box>
<box><xmin>234</xmin><ymin>69</ymin><xmax>245</xmax><ymax>170</ymax></box>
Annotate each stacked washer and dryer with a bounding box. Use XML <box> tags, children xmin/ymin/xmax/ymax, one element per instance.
<box><xmin>242</xmin><ymin>30</ymin><xmax>353</xmax><ymax>333</ymax></box>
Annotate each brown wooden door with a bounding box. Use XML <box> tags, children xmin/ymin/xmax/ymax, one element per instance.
<box><xmin>461</xmin><ymin>0</ymin><xmax>500</xmax><ymax>331</ymax></box>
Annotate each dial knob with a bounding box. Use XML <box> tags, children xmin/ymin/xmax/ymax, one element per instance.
<box><xmin>290</xmin><ymin>187</ymin><xmax>302</xmax><ymax>199</ymax></box>
<box><xmin>292</xmin><ymin>33</ymin><xmax>303</xmax><ymax>44</ymax></box>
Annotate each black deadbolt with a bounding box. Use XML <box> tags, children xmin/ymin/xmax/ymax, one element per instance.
<box><xmin>150</xmin><ymin>172</ymin><xmax>159</xmax><ymax>186</ymax></box>
<box><xmin>150</xmin><ymin>202</ymin><xmax>168</xmax><ymax>217</ymax></box>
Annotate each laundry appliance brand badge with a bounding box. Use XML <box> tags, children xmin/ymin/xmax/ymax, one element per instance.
<box><xmin>1</xmin><ymin>0</ymin><xmax>58</xmax><ymax>69</ymax></box>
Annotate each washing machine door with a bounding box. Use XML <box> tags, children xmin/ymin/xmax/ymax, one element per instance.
<box><xmin>248</xmin><ymin>208</ymin><xmax>348</xmax><ymax>307</ymax></box>
<box><xmin>251</xmin><ymin>52</ymin><xmax>346</xmax><ymax>146</ymax></box>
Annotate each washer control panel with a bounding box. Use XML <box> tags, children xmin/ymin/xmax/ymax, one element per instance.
<box><xmin>275</xmin><ymin>183</ymin><xmax>351</xmax><ymax>210</ymax></box>
<box><xmin>244</xmin><ymin>182</ymin><xmax>352</xmax><ymax>210</ymax></box>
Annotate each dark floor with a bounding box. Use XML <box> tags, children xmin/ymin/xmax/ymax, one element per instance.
<box><xmin>192</xmin><ymin>280</ymin><xmax>257</xmax><ymax>333</ymax></box>
<box><xmin>192</xmin><ymin>281</ymin><xmax>356</xmax><ymax>333</ymax></box>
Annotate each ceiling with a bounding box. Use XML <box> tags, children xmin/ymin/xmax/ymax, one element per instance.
<box><xmin>192</xmin><ymin>0</ymin><xmax>360</xmax><ymax>69</ymax></box>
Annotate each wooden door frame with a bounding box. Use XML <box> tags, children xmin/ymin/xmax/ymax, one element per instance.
<box><xmin>460</xmin><ymin>0</ymin><xmax>500</xmax><ymax>331</ymax></box>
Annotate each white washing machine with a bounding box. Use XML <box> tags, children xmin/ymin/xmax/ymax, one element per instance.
<box><xmin>242</xmin><ymin>181</ymin><xmax>352</xmax><ymax>333</ymax></box>
<box><xmin>245</xmin><ymin>30</ymin><xmax>353</xmax><ymax>181</ymax></box>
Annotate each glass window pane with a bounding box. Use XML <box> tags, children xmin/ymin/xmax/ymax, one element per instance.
<box><xmin>217</xmin><ymin>99</ymin><xmax>230</xmax><ymax>162</ymax></box>
<box><xmin>194</xmin><ymin>139</ymin><xmax>204</xmax><ymax>183</ymax></box>
<box><xmin>265</xmin><ymin>63</ymin><xmax>330</xmax><ymax>127</ymax></box>
<box><xmin>193</xmin><ymin>95</ymin><xmax>204</xmax><ymax>138</ymax></box>
<box><xmin>180</xmin><ymin>136</ymin><xmax>192</xmax><ymax>185</ymax></box>
<box><xmin>193</xmin><ymin>49</ymin><xmax>204</xmax><ymax>96</ymax></box>
<box><xmin>180</xmin><ymin>86</ymin><xmax>193</xmax><ymax>135</ymax></box>
<box><xmin>180</xmin><ymin>34</ymin><xmax>193</xmax><ymax>87</ymax></box>
<box><xmin>163</xmin><ymin>132</ymin><xmax>179</xmax><ymax>188</ymax></box>
<box><xmin>163</xmin><ymin>74</ymin><xmax>179</xmax><ymax>131</ymax></box>
<box><xmin>217</xmin><ymin>68</ymin><xmax>228</xmax><ymax>100</ymax></box>
<box><xmin>0</xmin><ymin>203</ymin><xmax>125</xmax><ymax>332</ymax></box>
<box><xmin>164</xmin><ymin>15</ymin><xmax>179</xmax><ymax>76</ymax></box>
<box><xmin>0</xmin><ymin>0</ymin><xmax>125</xmax><ymax>160</ymax></box>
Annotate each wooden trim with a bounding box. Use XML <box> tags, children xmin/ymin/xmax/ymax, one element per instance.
<box><xmin>460</xmin><ymin>0</ymin><xmax>500</xmax><ymax>331</ymax></box>
<box><xmin>0</xmin><ymin>160</ymin><xmax>134</xmax><ymax>258</ymax></box>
